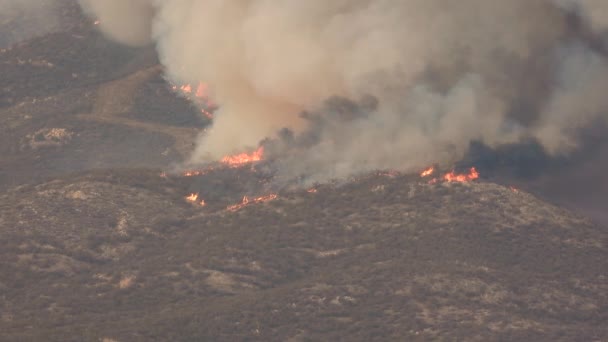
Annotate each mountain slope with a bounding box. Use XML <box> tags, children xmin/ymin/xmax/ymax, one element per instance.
<box><xmin>0</xmin><ymin>171</ymin><xmax>606</xmax><ymax>341</ymax></box>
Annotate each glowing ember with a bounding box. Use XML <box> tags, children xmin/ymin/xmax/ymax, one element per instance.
<box><xmin>186</xmin><ymin>193</ymin><xmax>199</xmax><ymax>202</ymax></box>
<box><xmin>307</xmin><ymin>188</ymin><xmax>318</xmax><ymax>193</ymax></box>
<box><xmin>183</xmin><ymin>170</ymin><xmax>202</xmax><ymax>177</ymax></box>
<box><xmin>183</xmin><ymin>169</ymin><xmax>209</xmax><ymax>177</ymax></box>
<box><xmin>180</xmin><ymin>84</ymin><xmax>192</xmax><ymax>93</ymax></box>
<box><xmin>171</xmin><ymin>81</ymin><xmax>216</xmax><ymax>120</ymax></box>
<box><xmin>227</xmin><ymin>194</ymin><xmax>278</xmax><ymax>212</ymax></box>
<box><xmin>377</xmin><ymin>170</ymin><xmax>400</xmax><ymax>178</ymax></box>
<box><xmin>420</xmin><ymin>166</ymin><xmax>435</xmax><ymax>177</ymax></box>
<box><xmin>221</xmin><ymin>147</ymin><xmax>264</xmax><ymax>167</ymax></box>
<box><xmin>443</xmin><ymin>167</ymin><xmax>479</xmax><ymax>183</ymax></box>
<box><xmin>201</xmin><ymin>108</ymin><xmax>213</xmax><ymax>119</ymax></box>
<box><xmin>185</xmin><ymin>193</ymin><xmax>206</xmax><ymax>206</ymax></box>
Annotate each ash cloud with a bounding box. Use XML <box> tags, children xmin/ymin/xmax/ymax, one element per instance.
<box><xmin>81</xmin><ymin>0</ymin><xmax>608</xmax><ymax>183</ymax></box>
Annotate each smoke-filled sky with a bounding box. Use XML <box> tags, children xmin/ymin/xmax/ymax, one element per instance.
<box><xmin>0</xmin><ymin>0</ymin><xmax>63</xmax><ymax>47</ymax></box>
<box><xmin>80</xmin><ymin>0</ymin><xmax>608</xmax><ymax>183</ymax></box>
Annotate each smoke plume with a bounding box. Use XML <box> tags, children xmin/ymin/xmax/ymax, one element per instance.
<box><xmin>81</xmin><ymin>0</ymin><xmax>608</xmax><ymax>183</ymax></box>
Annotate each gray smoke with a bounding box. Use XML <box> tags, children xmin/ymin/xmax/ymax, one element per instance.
<box><xmin>0</xmin><ymin>0</ymin><xmax>63</xmax><ymax>47</ymax></box>
<box><xmin>80</xmin><ymin>0</ymin><xmax>608</xmax><ymax>183</ymax></box>
<box><xmin>77</xmin><ymin>0</ymin><xmax>154</xmax><ymax>46</ymax></box>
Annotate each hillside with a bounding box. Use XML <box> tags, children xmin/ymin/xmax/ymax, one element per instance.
<box><xmin>0</xmin><ymin>3</ymin><xmax>607</xmax><ymax>341</ymax></box>
<box><xmin>1</xmin><ymin>169</ymin><xmax>606</xmax><ymax>341</ymax></box>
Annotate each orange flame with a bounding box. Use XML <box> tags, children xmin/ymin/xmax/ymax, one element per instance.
<box><xmin>183</xmin><ymin>170</ymin><xmax>202</xmax><ymax>177</ymax></box>
<box><xmin>420</xmin><ymin>166</ymin><xmax>435</xmax><ymax>177</ymax></box>
<box><xmin>180</xmin><ymin>147</ymin><xmax>264</xmax><ymax>176</ymax></box>
<box><xmin>227</xmin><ymin>194</ymin><xmax>278</xmax><ymax>212</ymax></box>
<box><xmin>186</xmin><ymin>193</ymin><xmax>199</xmax><ymax>202</ymax></box>
<box><xmin>443</xmin><ymin>167</ymin><xmax>479</xmax><ymax>183</ymax></box>
<box><xmin>180</xmin><ymin>84</ymin><xmax>192</xmax><ymax>93</ymax></box>
<box><xmin>171</xmin><ymin>81</ymin><xmax>216</xmax><ymax>120</ymax></box>
<box><xmin>425</xmin><ymin>167</ymin><xmax>479</xmax><ymax>184</ymax></box>
<box><xmin>201</xmin><ymin>109</ymin><xmax>213</xmax><ymax>119</ymax></box>
<box><xmin>221</xmin><ymin>147</ymin><xmax>264</xmax><ymax>167</ymax></box>
<box><xmin>185</xmin><ymin>193</ymin><xmax>206</xmax><ymax>206</ymax></box>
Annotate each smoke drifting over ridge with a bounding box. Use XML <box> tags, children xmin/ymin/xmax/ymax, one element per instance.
<box><xmin>0</xmin><ymin>0</ymin><xmax>64</xmax><ymax>47</ymax></box>
<box><xmin>80</xmin><ymin>0</ymin><xmax>608</xmax><ymax>182</ymax></box>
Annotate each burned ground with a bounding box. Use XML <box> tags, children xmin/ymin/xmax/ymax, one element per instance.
<box><xmin>0</xmin><ymin>4</ymin><xmax>607</xmax><ymax>342</ymax></box>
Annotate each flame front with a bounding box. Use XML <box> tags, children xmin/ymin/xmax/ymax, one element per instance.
<box><xmin>182</xmin><ymin>167</ymin><xmax>215</xmax><ymax>177</ymax></box>
<box><xmin>420</xmin><ymin>166</ymin><xmax>435</xmax><ymax>177</ymax></box>
<box><xmin>443</xmin><ymin>167</ymin><xmax>479</xmax><ymax>183</ymax></box>
<box><xmin>180</xmin><ymin>84</ymin><xmax>192</xmax><ymax>93</ymax></box>
<box><xmin>178</xmin><ymin>146</ymin><xmax>264</xmax><ymax>178</ymax></box>
<box><xmin>221</xmin><ymin>146</ymin><xmax>264</xmax><ymax>167</ymax></box>
<box><xmin>227</xmin><ymin>194</ymin><xmax>277</xmax><ymax>212</ymax></box>
<box><xmin>171</xmin><ymin>81</ymin><xmax>216</xmax><ymax>119</ymax></box>
<box><xmin>185</xmin><ymin>193</ymin><xmax>206</xmax><ymax>206</ymax></box>
<box><xmin>422</xmin><ymin>166</ymin><xmax>479</xmax><ymax>184</ymax></box>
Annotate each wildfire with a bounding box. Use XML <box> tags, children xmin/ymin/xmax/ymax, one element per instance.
<box><xmin>307</xmin><ymin>188</ymin><xmax>318</xmax><ymax>193</ymax></box>
<box><xmin>420</xmin><ymin>166</ymin><xmax>435</xmax><ymax>177</ymax></box>
<box><xmin>422</xmin><ymin>167</ymin><xmax>480</xmax><ymax>184</ymax></box>
<box><xmin>201</xmin><ymin>109</ymin><xmax>214</xmax><ymax>119</ymax></box>
<box><xmin>185</xmin><ymin>193</ymin><xmax>206</xmax><ymax>206</ymax></box>
<box><xmin>227</xmin><ymin>194</ymin><xmax>278</xmax><ymax>212</ymax></box>
<box><xmin>180</xmin><ymin>84</ymin><xmax>192</xmax><ymax>93</ymax></box>
<box><xmin>443</xmin><ymin>167</ymin><xmax>480</xmax><ymax>183</ymax></box>
<box><xmin>94</xmin><ymin>20</ymin><xmax>100</xmax><ymax>25</ymax></box>
<box><xmin>177</xmin><ymin>146</ymin><xmax>264</xmax><ymax>177</ymax></box>
<box><xmin>221</xmin><ymin>146</ymin><xmax>264</xmax><ymax>167</ymax></box>
<box><xmin>182</xmin><ymin>168</ymin><xmax>215</xmax><ymax>177</ymax></box>
<box><xmin>171</xmin><ymin>81</ymin><xmax>216</xmax><ymax>120</ymax></box>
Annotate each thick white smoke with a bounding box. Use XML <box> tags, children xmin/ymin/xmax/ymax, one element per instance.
<box><xmin>80</xmin><ymin>0</ymin><xmax>608</xmax><ymax>182</ymax></box>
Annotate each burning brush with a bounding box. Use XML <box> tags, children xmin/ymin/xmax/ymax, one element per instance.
<box><xmin>422</xmin><ymin>166</ymin><xmax>480</xmax><ymax>184</ymax></box>
<box><xmin>171</xmin><ymin>81</ymin><xmax>216</xmax><ymax>120</ymax></box>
